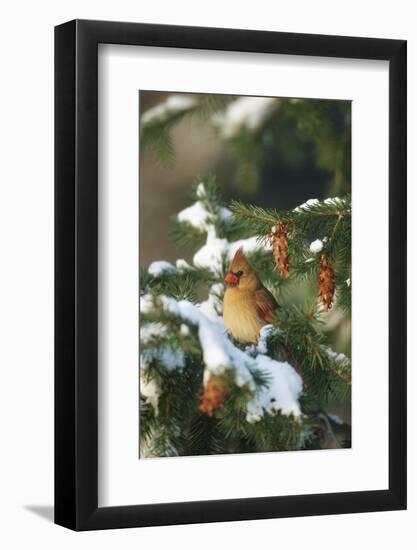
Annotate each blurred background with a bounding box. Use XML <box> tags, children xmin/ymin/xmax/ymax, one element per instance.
<box><xmin>140</xmin><ymin>91</ymin><xmax>350</xmax><ymax>256</ymax></box>
<box><xmin>139</xmin><ymin>91</ymin><xmax>351</xmax><ymax>364</ymax></box>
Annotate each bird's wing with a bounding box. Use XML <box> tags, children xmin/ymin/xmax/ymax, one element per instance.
<box><xmin>255</xmin><ymin>287</ymin><xmax>279</xmax><ymax>323</ymax></box>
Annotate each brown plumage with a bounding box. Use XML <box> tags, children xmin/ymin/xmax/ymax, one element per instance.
<box><xmin>223</xmin><ymin>248</ymin><xmax>278</xmax><ymax>344</ymax></box>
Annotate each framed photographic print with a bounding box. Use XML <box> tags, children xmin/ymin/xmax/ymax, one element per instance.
<box><xmin>55</xmin><ymin>19</ymin><xmax>407</xmax><ymax>530</ymax></box>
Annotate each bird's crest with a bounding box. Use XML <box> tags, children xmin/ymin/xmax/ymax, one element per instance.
<box><xmin>229</xmin><ymin>247</ymin><xmax>251</xmax><ymax>272</ymax></box>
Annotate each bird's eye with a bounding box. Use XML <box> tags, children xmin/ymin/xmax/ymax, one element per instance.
<box><xmin>236</xmin><ymin>270</ymin><xmax>244</xmax><ymax>277</ymax></box>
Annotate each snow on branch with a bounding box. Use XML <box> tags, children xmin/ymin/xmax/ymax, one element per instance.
<box><xmin>213</xmin><ymin>96</ymin><xmax>280</xmax><ymax>138</ymax></box>
<box><xmin>293</xmin><ymin>198</ymin><xmax>320</xmax><ymax>212</ymax></box>
<box><xmin>193</xmin><ymin>226</ymin><xmax>271</xmax><ymax>275</ymax></box>
<box><xmin>140</xmin><ymin>322</ymin><xmax>185</xmax><ymax>371</ymax></box>
<box><xmin>141</xmin><ymin>94</ymin><xmax>197</xmax><ymax>126</ymax></box>
<box><xmin>309</xmin><ymin>239</ymin><xmax>324</xmax><ymax>253</ymax></box>
<box><xmin>140</xmin><ymin>292</ymin><xmax>303</xmax><ymax>423</ymax></box>
<box><xmin>177</xmin><ymin>199</ymin><xmax>231</xmax><ymax>231</ymax></box>
<box><xmin>175</xmin><ymin>183</ymin><xmax>271</xmax><ymax>276</ymax></box>
<box><xmin>148</xmin><ymin>261</ymin><xmax>176</xmax><ymax>277</ymax></box>
<box><xmin>232</xmin><ymin>195</ymin><xmax>351</xmax><ymax>228</ymax></box>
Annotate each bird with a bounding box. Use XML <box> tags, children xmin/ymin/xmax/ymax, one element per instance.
<box><xmin>223</xmin><ymin>247</ymin><xmax>279</xmax><ymax>344</ymax></box>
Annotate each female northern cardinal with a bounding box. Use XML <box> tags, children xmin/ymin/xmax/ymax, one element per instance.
<box><xmin>223</xmin><ymin>248</ymin><xmax>278</xmax><ymax>344</ymax></box>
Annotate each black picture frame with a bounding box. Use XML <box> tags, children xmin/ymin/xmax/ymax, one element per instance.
<box><xmin>55</xmin><ymin>19</ymin><xmax>407</xmax><ymax>531</ymax></box>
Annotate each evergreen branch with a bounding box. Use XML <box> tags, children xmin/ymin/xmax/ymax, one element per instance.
<box><xmin>230</xmin><ymin>196</ymin><xmax>351</xmax><ymax>228</ymax></box>
<box><xmin>140</xmin><ymin>177</ymin><xmax>351</xmax><ymax>456</ymax></box>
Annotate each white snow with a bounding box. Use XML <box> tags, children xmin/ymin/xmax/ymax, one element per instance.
<box><xmin>199</xmin><ymin>322</ymin><xmax>231</xmax><ymax>377</ymax></box>
<box><xmin>140</xmin><ymin>293</ymin><xmax>302</xmax><ymax>421</ymax></box>
<box><xmin>310</xmin><ymin>239</ymin><xmax>324</xmax><ymax>253</ymax></box>
<box><xmin>178</xmin><ymin>201</ymin><xmax>214</xmax><ymax>231</ymax></box>
<box><xmin>323</xmin><ymin>346</ymin><xmax>349</xmax><ymax>364</ymax></box>
<box><xmin>140</xmin><ymin>377</ymin><xmax>160</xmax><ymax>415</ymax></box>
<box><xmin>199</xmin><ymin>283</ymin><xmax>224</xmax><ymax>320</ymax></box>
<box><xmin>324</xmin><ymin>197</ymin><xmax>341</xmax><ymax>206</ymax></box>
<box><xmin>176</xmin><ymin>258</ymin><xmax>193</xmax><ymax>270</ymax></box>
<box><xmin>328</xmin><ymin>413</ymin><xmax>343</xmax><ymax>425</ymax></box>
<box><xmin>323</xmin><ymin>197</ymin><xmax>350</xmax><ymax>212</ymax></box>
<box><xmin>192</xmin><ymin>227</ymin><xmax>271</xmax><ymax>276</ymax></box>
<box><xmin>140</xmin><ymin>322</ymin><xmax>168</xmax><ymax>343</ymax></box>
<box><xmin>177</xmin><ymin>199</ymin><xmax>232</xmax><ymax>232</ymax></box>
<box><xmin>193</xmin><ymin>226</ymin><xmax>228</xmax><ymax>275</ymax></box>
<box><xmin>140</xmin><ymin>294</ymin><xmax>155</xmax><ymax>314</ymax></box>
<box><xmin>228</xmin><ymin>236</ymin><xmax>271</xmax><ymax>258</ymax></box>
<box><xmin>294</xmin><ymin>198</ymin><xmax>320</xmax><ymax>212</ymax></box>
<box><xmin>155</xmin><ymin>294</ymin><xmax>233</xmax><ymax>377</ymax></box>
<box><xmin>141</xmin><ymin>94</ymin><xmax>196</xmax><ymax>126</ymax></box>
<box><xmin>141</xmin><ymin>345</ymin><xmax>185</xmax><ymax>372</ymax></box>
<box><xmin>196</xmin><ymin>182</ymin><xmax>206</xmax><ymax>198</ymax></box>
<box><xmin>256</xmin><ymin>324</ymin><xmax>275</xmax><ymax>354</ymax></box>
<box><xmin>346</xmin><ymin>278</ymin><xmax>351</xmax><ymax>287</ymax></box>
<box><xmin>148</xmin><ymin>260</ymin><xmax>176</xmax><ymax>277</ymax></box>
<box><xmin>160</xmin><ymin>348</ymin><xmax>185</xmax><ymax>370</ymax></box>
<box><xmin>180</xmin><ymin>324</ymin><xmax>190</xmax><ymax>336</ymax></box>
<box><xmin>140</xmin><ymin>320</ymin><xmax>185</xmax><ymax>372</ymax></box>
<box><xmin>213</xmin><ymin>96</ymin><xmax>279</xmax><ymax>138</ymax></box>
<box><xmin>246</xmin><ymin>357</ymin><xmax>303</xmax><ymax>422</ymax></box>
<box><xmin>218</xmin><ymin>206</ymin><xmax>233</xmax><ymax>223</ymax></box>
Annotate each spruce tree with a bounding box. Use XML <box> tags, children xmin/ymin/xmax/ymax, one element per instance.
<box><xmin>139</xmin><ymin>94</ymin><xmax>351</xmax><ymax>457</ymax></box>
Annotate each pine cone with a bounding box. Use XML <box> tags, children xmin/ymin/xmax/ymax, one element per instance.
<box><xmin>198</xmin><ymin>378</ymin><xmax>225</xmax><ymax>417</ymax></box>
<box><xmin>271</xmin><ymin>222</ymin><xmax>289</xmax><ymax>278</ymax></box>
<box><xmin>318</xmin><ymin>255</ymin><xmax>336</xmax><ymax>310</ymax></box>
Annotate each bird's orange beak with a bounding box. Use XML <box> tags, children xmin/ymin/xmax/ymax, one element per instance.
<box><xmin>225</xmin><ymin>272</ymin><xmax>238</xmax><ymax>285</ymax></box>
